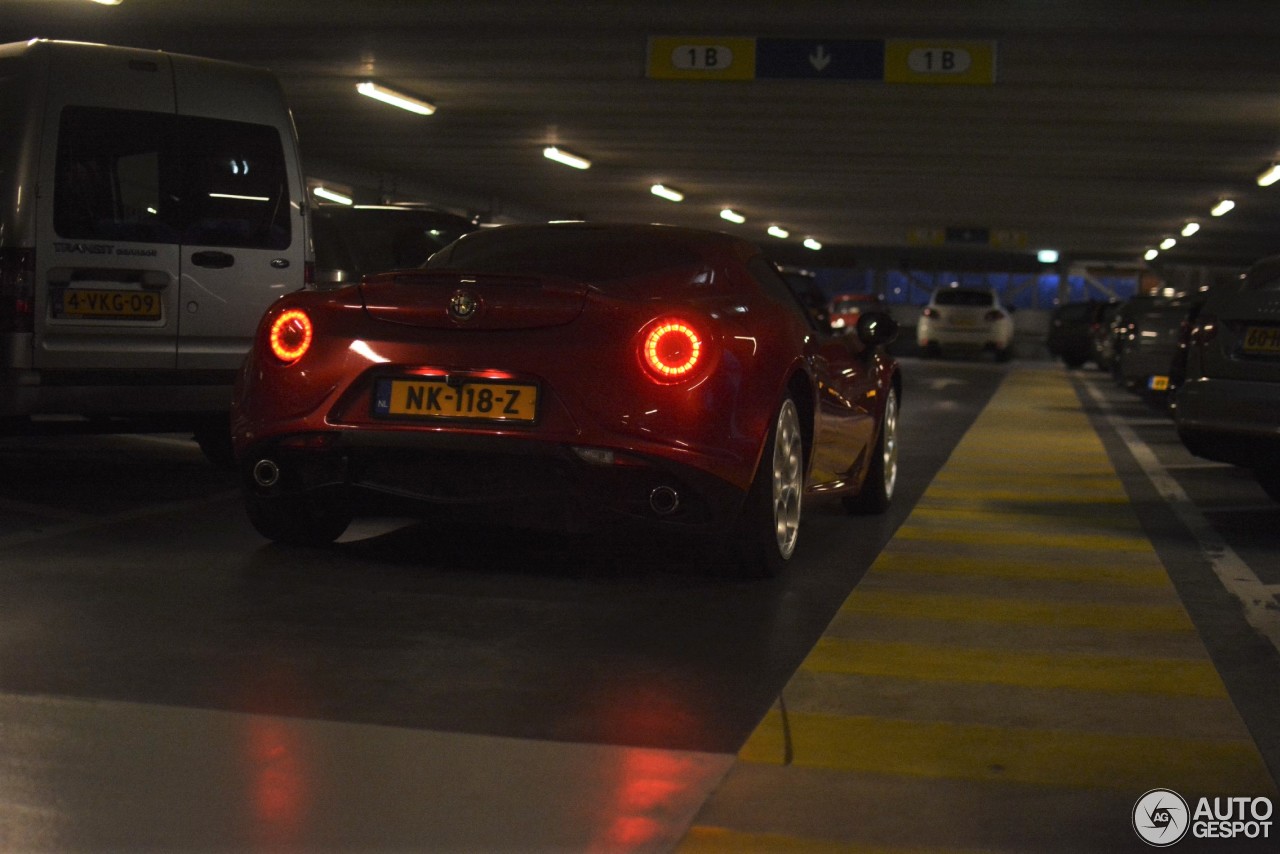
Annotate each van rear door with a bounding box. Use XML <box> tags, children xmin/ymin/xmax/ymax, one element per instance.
<box><xmin>170</xmin><ymin>56</ymin><xmax>304</xmax><ymax>372</ymax></box>
<box><xmin>35</xmin><ymin>47</ymin><xmax>181</xmax><ymax>373</ymax></box>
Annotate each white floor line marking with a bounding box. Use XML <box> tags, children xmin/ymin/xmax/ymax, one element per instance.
<box><xmin>0</xmin><ymin>490</ymin><xmax>241</xmax><ymax>551</ymax></box>
<box><xmin>1082</xmin><ymin>382</ymin><xmax>1280</xmax><ymax>656</ymax></box>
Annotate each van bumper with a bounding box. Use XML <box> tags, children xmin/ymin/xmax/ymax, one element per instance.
<box><xmin>0</xmin><ymin>369</ymin><xmax>236</xmax><ymax>418</ymax></box>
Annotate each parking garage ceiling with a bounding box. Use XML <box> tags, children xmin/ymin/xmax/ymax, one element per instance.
<box><xmin>9</xmin><ymin>0</ymin><xmax>1280</xmax><ymax>273</ymax></box>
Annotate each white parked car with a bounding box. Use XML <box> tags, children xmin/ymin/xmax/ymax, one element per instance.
<box><xmin>917</xmin><ymin>286</ymin><xmax>1014</xmax><ymax>361</ymax></box>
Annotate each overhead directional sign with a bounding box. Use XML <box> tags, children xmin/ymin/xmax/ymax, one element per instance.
<box><xmin>646</xmin><ymin>37</ymin><xmax>756</xmax><ymax>80</ymax></box>
<box><xmin>648</xmin><ymin>36</ymin><xmax>997</xmax><ymax>84</ymax></box>
<box><xmin>884</xmin><ymin>40</ymin><xmax>997</xmax><ymax>85</ymax></box>
<box><xmin>755</xmin><ymin>38</ymin><xmax>883</xmax><ymax>80</ymax></box>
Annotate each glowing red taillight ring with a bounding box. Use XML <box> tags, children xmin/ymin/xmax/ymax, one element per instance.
<box><xmin>269</xmin><ymin>308</ymin><xmax>313</xmax><ymax>363</ymax></box>
<box><xmin>642</xmin><ymin>320</ymin><xmax>703</xmax><ymax>381</ymax></box>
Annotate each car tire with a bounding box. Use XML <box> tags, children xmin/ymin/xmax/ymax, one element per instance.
<box><xmin>1255</xmin><ymin>469</ymin><xmax>1280</xmax><ymax>503</ymax></box>
<box><xmin>844</xmin><ymin>385</ymin><xmax>898</xmax><ymax>515</ymax></box>
<box><xmin>730</xmin><ymin>396</ymin><xmax>804</xmax><ymax>579</ymax></box>
<box><xmin>245</xmin><ymin>488</ymin><xmax>353</xmax><ymax>546</ymax></box>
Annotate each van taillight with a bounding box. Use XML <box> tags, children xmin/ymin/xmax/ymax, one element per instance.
<box><xmin>0</xmin><ymin>248</ymin><xmax>35</xmax><ymax>332</ymax></box>
<box><xmin>304</xmin><ymin>260</ymin><xmax>315</xmax><ymax>288</ymax></box>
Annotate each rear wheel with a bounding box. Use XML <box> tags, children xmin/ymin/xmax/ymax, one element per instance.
<box><xmin>245</xmin><ymin>488</ymin><xmax>353</xmax><ymax>546</ymax></box>
<box><xmin>844</xmin><ymin>386</ymin><xmax>898</xmax><ymax>515</ymax></box>
<box><xmin>730</xmin><ymin>396</ymin><xmax>804</xmax><ymax>579</ymax></box>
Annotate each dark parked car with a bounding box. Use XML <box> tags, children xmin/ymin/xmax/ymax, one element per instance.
<box><xmin>1175</xmin><ymin>258</ymin><xmax>1279</xmax><ymax>500</ymax></box>
<box><xmin>1116</xmin><ymin>291</ymin><xmax>1211</xmax><ymax>401</ymax></box>
<box><xmin>232</xmin><ymin>223</ymin><xmax>903</xmax><ymax>577</ymax></box>
<box><xmin>1048</xmin><ymin>300</ymin><xmax>1115</xmax><ymax>369</ymax></box>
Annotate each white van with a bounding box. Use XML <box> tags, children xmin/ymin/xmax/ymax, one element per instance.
<box><xmin>0</xmin><ymin>39</ymin><xmax>309</xmax><ymax>461</ymax></box>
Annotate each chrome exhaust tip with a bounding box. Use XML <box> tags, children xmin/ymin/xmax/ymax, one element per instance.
<box><xmin>252</xmin><ymin>458</ymin><xmax>281</xmax><ymax>488</ymax></box>
<box><xmin>649</xmin><ymin>485</ymin><xmax>680</xmax><ymax>516</ymax></box>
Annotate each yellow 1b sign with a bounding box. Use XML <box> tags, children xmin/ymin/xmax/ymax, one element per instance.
<box><xmin>884</xmin><ymin>40</ymin><xmax>997</xmax><ymax>84</ymax></box>
<box><xmin>647</xmin><ymin>37</ymin><xmax>757</xmax><ymax>80</ymax></box>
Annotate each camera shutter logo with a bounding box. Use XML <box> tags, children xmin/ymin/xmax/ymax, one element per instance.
<box><xmin>1134</xmin><ymin>789</ymin><xmax>1190</xmax><ymax>846</ymax></box>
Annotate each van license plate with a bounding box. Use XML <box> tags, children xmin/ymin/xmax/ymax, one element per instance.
<box><xmin>374</xmin><ymin>378</ymin><xmax>538</xmax><ymax>423</ymax></box>
<box><xmin>53</xmin><ymin>289</ymin><xmax>162</xmax><ymax>320</ymax></box>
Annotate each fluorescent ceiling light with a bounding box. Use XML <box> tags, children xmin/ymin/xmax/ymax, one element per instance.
<box><xmin>313</xmin><ymin>186</ymin><xmax>353</xmax><ymax>205</ymax></box>
<box><xmin>89</xmin><ymin>0</ymin><xmax>123</xmax><ymax>5</ymax></box>
<box><xmin>357</xmin><ymin>81</ymin><xmax>435</xmax><ymax>116</ymax></box>
<box><xmin>803</xmin><ymin>238</ymin><xmax>822</xmax><ymax>251</ymax></box>
<box><xmin>719</xmin><ymin>208</ymin><xmax>745</xmax><ymax>224</ymax></box>
<box><xmin>1211</xmin><ymin>199</ymin><xmax>1235</xmax><ymax>216</ymax></box>
<box><xmin>1144</xmin><ymin>249</ymin><xmax>1159</xmax><ymax>261</ymax></box>
<box><xmin>209</xmin><ymin>192</ymin><xmax>268</xmax><ymax>202</ymax></box>
<box><xmin>767</xmin><ymin>226</ymin><xmax>790</xmax><ymax>239</ymax></box>
<box><xmin>650</xmin><ymin>184</ymin><xmax>684</xmax><ymax>202</ymax></box>
<box><xmin>1181</xmin><ymin>222</ymin><xmax>1200</xmax><ymax>237</ymax></box>
<box><xmin>1159</xmin><ymin>237</ymin><xmax>1177</xmax><ymax>250</ymax></box>
<box><xmin>1258</xmin><ymin>164</ymin><xmax>1280</xmax><ymax>187</ymax></box>
<box><xmin>543</xmin><ymin>146</ymin><xmax>591</xmax><ymax>170</ymax></box>
<box><xmin>1037</xmin><ymin>249</ymin><xmax>1059</xmax><ymax>264</ymax></box>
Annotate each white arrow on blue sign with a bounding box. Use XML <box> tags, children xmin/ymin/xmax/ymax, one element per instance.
<box><xmin>755</xmin><ymin>38</ymin><xmax>884</xmax><ymax>80</ymax></box>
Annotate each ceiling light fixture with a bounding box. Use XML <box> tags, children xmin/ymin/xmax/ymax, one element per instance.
<box><xmin>803</xmin><ymin>238</ymin><xmax>822</xmax><ymax>251</ymax></box>
<box><xmin>1181</xmin><ymin>222</ymin><xmax>1200</xmax><ymax>237</ymax></box>
<box><xmin>1211</xmin><ymin>199</ymin><xmax>1235</xmax><ymax>216</ymax></box>
<box><xmin>1159</xmin><ymin>237</ymin><xmax>1177</xmax><ymax>250</ymax></box>
<box><xmin>719</xmin><ymin>208</ymin><xmax>745</xmax><ymax>224</ymax></box>
<box><xmin>767</xmin><ymin>226</ymin><xmax>790</xmax><ymax>239</ymax></box>
<box><xmin>357</xmin><ymin>81</ymin><xmax>435</xmax><ymax>115</ymax></box>
<box><xmin>543</xmin><ymin>146</ymin><xmax>591</xmax><ymax>170</ymax></box>
<box><xmin>1258</xmin><ymin>164</ymin><xmax>1280</xmax><ymax>187</ymax></box>
<box><xmin>1144</xmin><ymin>249</ymin><xmax>1159</xmax><ymax>261</ymax></box>
<box><xmin>650</xmin><ymin>184</ymin><xmax>684</xmax><ymax>202</ymax></box>
<box><xmin>89</xmin><ymin>0</ymin><xmax>124</xmax><ymax>6</ymax></box>
<box><xmin>313</xmin><ymin>186</ymin><xmax>353</xmax><ymax>205</ymax></box>
<box><xmin>1037</xmin><ymin>249</ymin><xmax>1060</xmax><ymax>264</ymax></box>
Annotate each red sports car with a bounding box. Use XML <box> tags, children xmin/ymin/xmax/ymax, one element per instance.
<box><xmin>231</xmin><ymin>223</ymin><xmax>901</xmax><ymax>577</ymax></box>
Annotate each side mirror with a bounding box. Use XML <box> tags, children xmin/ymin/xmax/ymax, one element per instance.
<box><xmin>856</xmin><ymin>311</ymin><xmax>899</xmax><ymax>347</ymax></box>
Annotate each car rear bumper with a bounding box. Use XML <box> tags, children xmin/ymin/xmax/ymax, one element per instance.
<box><xmin>241</xmin><ymin>430</ymin><xmax>746</xmax><ymax>534</ymax></box>
<box><xmin>1175</xmin><ymin>376</ymin><xmax>1280</xmax><ymax>467</ymax></box>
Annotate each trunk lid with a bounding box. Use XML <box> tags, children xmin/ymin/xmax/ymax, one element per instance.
<box><xmin>360</xmin><ymin>271</ymin><xmax>589</xmax><ymax>330</ymax></box>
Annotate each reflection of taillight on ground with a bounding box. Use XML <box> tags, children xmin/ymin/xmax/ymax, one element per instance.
<box><xmin>0</xmin><ymin>248</ymin><xmax>35</xmax><ymax>332</ymax></box>
<box><xmin>269</xmin><ymin>309</ymin><xmax>313</xmax><ymax>363</ymax></box>
<box><xmin>640</xmin><ymin>318</ymin><xmax>704</xmax><ymax>383</ymax></box>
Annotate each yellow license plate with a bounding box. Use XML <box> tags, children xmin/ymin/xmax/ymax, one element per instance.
<box><xmin>1243</xmin><ymin>325</ymin><xmax>1280</xmax><ymax>354</ymax></box>
<box><xmin>1148</xmin><ymin>375</ymin><xmax>1170</xmax><ymax>391</ymax></box>
<box><xmin>375</xmin><ymin>378</ymin><xmax>538</xmax><ymax>423</ymax></box>
<box><xmin>54</xmin><ymin>288</ymin><xmax>162</xmax><ymax>320</ymax></box>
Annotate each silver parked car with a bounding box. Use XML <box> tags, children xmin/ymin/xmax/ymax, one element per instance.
<box><xmin>1174</xmin><ymin>257</ymin><xmax>1280</xmax><ymax>500</ymax></box>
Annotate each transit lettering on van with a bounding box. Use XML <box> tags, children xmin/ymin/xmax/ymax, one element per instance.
<box><xmin>0</xmin><ymin>39</ymin><xmax>311</xmax><ymax>467</ymax></box>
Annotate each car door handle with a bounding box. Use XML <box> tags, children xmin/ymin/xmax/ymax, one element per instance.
<box><xmin>191</xmin><ymin>250</ymin><xmax>235</xmax><ymax>269</ymax></box>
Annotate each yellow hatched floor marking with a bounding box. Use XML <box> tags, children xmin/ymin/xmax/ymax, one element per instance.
<box><xmin>738</xmin><ymin>710</ymin><xmax>1271</xmax><ymax>794</ymax></box>
<box><xmin>681</xmin><ymin>825</ymin><xmax>980</xmax><ymax>854</ymax></box>
<box><xmin>836</xmin><ymin>589</ymin><xmax>1196</xmax><ymax>633</ymax></box>
<box><xmin>867</xmin><ymin>550</ymin><xmax>1170</xmax><ymax>587</ymax></box>
<box><xmin>680</xmin><ymin>367</ymin><xmax>1276</xmax><ymax>851</ymax></box>
<box><xmin>802</xmin><ymin>637</ymin><xmax>1223</xmax><ymax>697</ymax></box>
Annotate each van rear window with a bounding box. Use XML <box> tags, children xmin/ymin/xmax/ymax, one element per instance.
<box><xmin>54</xmin><ymin>106</ymin><xmax>291</xmax><ymax>250</ymax></box>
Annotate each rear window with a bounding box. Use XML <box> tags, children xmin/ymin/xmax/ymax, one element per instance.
<box><xmin>314</xmin><ymin>208</ymin><xmax>475</xmax><ymax>277</ymax></box>
<box><xmin>424</xmin><ymin>227</ymin><xmax>705</xmax><ymax>285</ymax></box>
<box><xmin>934</xmin><ymin>289</ymin><xmax>994</xmax><ymax>307</ymax></box>
<box><xmin>54</xmin><ymin>105</ymin><xmax>291</xmax><ymax>249</ymax></box>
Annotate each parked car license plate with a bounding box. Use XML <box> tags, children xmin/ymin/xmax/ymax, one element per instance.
<box><xmin>53</xmin><ymin>288</ymin><xmax>162</xmax><ymax>320</ymax></box>
<box><xmin>374</xmin><ymin>378</ymin><xmax>538</xmax><ymax>423</ymax></box>
<box><xmin>1243</xmin><ymin>325</ymin><xmax>1280</xmax><ymax>355</ymax></box>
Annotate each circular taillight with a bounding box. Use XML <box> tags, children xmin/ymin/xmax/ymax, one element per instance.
<box><xmin>642</xmin><ymin>319</ymin><xmax>703</xmax><ymax>382</ymax></box>
<box><xmin>269</xmin><ymin>309</ymin><xmax>313</xmax><ymax>363</ymax></box>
